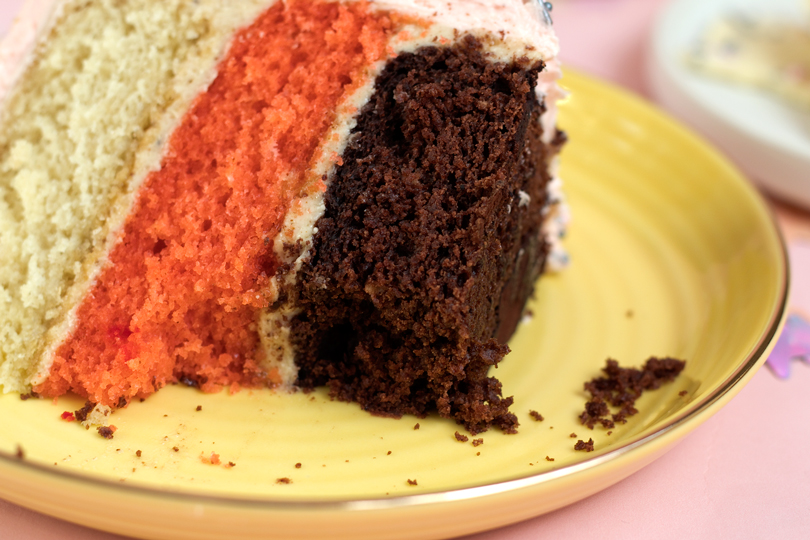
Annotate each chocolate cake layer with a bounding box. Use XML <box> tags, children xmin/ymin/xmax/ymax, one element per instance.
<box><xmin>290</xmin><ymin>36</ymin><xmax>563</xmax><ymax>434</ymax></box>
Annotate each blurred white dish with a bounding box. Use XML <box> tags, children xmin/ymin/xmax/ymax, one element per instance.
<box><xmin>648</xmin><ymin>0</ymin><xmax>810</xmax><ymax>210</ymax></box>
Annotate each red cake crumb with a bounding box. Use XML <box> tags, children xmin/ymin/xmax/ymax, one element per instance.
<box><xmin>529</xmin><ymin>410</ymin><xmax>544</xmax><ymax>422</ymax></box>
<box><xmin>60</xmin><ymin>411</ymin><xmax>75</xmax><ymax>422</ymax></box>
<box><xmin>580</xmin><ymin>358</ymin><xmax>686</xmax><ymax>429</ymax></box>
<box><xmin>454</xmin><ymin>432</ymin><xmax>469</xmax><ymax>442</ymax></box>
<box><xmin>226</xmin><ymin>462</ymin><xmax>236</xmax><ymax>468</ymax></box>
<box><xmin>574</xmin><ymin>439</ymin><xmax>594</xmax><ymax>452</ymax></box>
<box><xmin>200</xmin><ymin>452</ymin><xmax>221</xmax><ymax>465</ymax></box>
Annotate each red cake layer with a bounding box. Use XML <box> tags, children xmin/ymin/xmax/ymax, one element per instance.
<box><xmin>36</xmin><ymin>1</ymin><xmax>392</xmax><ymax>405</ymax></box>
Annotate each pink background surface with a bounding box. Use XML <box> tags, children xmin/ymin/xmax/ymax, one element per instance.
<box><xmin>1</xmin><ymin>0</ymin><xmax>809</xmax><ymax>538</ymax></box>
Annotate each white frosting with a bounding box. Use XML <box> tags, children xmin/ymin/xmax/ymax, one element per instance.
<box><xmin>541</xmin><ymin>167</ymin><xmax>570</xmax><ymax>273</ymax></box>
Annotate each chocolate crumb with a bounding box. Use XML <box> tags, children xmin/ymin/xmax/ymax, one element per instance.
<box><xmin>276</xmin><ymin>477</ymin><xmax>292</xmax><ymax>484</ymax></box>
<box><xmin>387</xmin><ymin>451</ymin><xmax>392</xmax><ymax>455</ymax></box>
<box><xmin>529</xmin><ymin>410</ymin><xmax>544</xmax><ymax>422</ymax></box>
<box><xmin>295</xmin><ymin>463</ymin><xmax>302</xmax><ymax>469</ymax></box>
<box><xmin>545</xmin><ymin>456</ymin><xmax>555</xmax><ymax>462</ymax></box>
<box><xmin>15</xmin><ymin>445</ymin><xmax>24</xmax><ymax>459</ymax></box>
<box><xmin>472</xmin><ymin>438</ymin><xmax>483</xmax><ymax>447</ymax></box>
<box><xmin>569</xmin><ymin>432</ymin><xmax>577</xmax><ymax>438</ymax></box>
<box><xmin>476</xmin><ymin>452</ymin><xmax>480</xmax><ymax>456</ymax></box>
<box><xmin>574</xmin><ymin>438</ymin><xmax>595</xmax><ymax>452</ymax></box>
<box><xmin>607</xmin><ymin>431</ymin><xmax>613</xmax><ymax>436</ymax></box>
<box><xmin>136</xmin><ymin>450</ymin><xmax>142</xmax><ymax>457</ymax></box>
<box><xmin>97</xmin><ymin>426</ymin><xmax>115</xmax><ymax>440</ymax></box>
<box><xmin>227</xmin><ymin>462</ymin><xmax>236</xmax><ymax>468</ymax></box>
<box><xmin>679</xmin><ymin>390</ymin><xmax>688</xmax><ymax>397</ymax></box>
<box><xmin>196</xmin><ymin>405</ymin><xmax>203</xmax><ymax>411</ymax></box>
<box><xmin>172</xmin><ymin>446</ymin><xmax>179</xmax><ymax>452</ymax></box>
<box><xmin>580</xmin><ymin>358</ymin><xmax>686</xmax><ymax>429</ymax></box>
<box><xmin>414</xmin><ymin>423</ymin><xmax>420</xmax><ymax>430</ymax></box>
<box><xmin>454</xmin><ymin>431</ymin><xmax>469</xmax><ymax>442</ymax></box>
<box><xmin>407</xmin><ymin>479</ymin><xmax>418</xmax><ymax>486</ymax></box>
<box><xmin>74</xmin><ymin>401</ymin><xmax>94</xmax><ymax>423</ymax></box>
<box><xmin>19</xmin><ymin>393</ymin><xmax>32</xmax><ymax>401</ymax></box>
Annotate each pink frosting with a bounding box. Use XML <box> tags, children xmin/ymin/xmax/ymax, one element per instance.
<box><xmin>0</xmin><ymin>0</ymin><xmax>60</xmax><ymax>105</ymax></box>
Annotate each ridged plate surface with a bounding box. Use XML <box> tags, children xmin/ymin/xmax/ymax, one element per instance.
<box><xmin>0</xmin><ymin>70</ymin><xmax>788</xmax><ymax>540</ymax></box>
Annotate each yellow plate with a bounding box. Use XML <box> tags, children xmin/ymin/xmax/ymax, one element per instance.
<box><xmin>0</xmin><ymin>70</ymin><xmax>788</xmax><ymax>540</ymax></box>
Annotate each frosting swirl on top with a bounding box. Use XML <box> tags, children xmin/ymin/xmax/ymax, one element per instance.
<box><xmin>369</xmin><ymin>0</ymin><xmax>559</xmax><ymax>60</ymax></box>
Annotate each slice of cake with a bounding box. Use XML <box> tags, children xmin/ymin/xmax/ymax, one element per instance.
<box><xmin>0</xmin><ymin>0</ymin><xmax>567</xmax><ymax>434</ymax></box>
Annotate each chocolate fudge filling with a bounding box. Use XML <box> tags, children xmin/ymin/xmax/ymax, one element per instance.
<box><xmin>289</xmin><ymin>36</ymin><xmax>563</xmax><ymax>434</ymax></box>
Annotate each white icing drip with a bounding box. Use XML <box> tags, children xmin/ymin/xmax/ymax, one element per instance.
<box><xmin>537</xmin><ymin>57</ymin><xmax>565</xmax><ymax>145</ymax></box>
<box><xmin>518</xmin><ymin>190</ymin><xmax>531</xmax><ymax>207</ymax></box>
<box><xmin>541</xmin><ymin>172</ymin><xmax>570</xmax><ymax>273</ymax></box>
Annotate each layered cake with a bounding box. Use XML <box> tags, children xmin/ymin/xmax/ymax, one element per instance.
<box><xmin>0</xmin><ymin>0</ymin><xmax>567</xmax><ymax>434</ymax></box>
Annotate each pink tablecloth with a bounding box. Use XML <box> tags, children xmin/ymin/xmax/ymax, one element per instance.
<box><xmin>1</xmin><ymin>0</ymin><xmax>809</xmax><ymax>538</ymax></box>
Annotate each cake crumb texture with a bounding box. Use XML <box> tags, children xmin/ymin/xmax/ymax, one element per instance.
<box><xmin>31</xmin><ymin>0</ymin><xmax>391</xmax><ymax>405</ymax></box>
<box><xmin>0</xmin><ymin>0</ymin><xmax>282</xmax><ymax>393</ymax></box>
<box><xmin>580</xmin><ymin>357</ymin><xmax>687</xmax><ymax>430</ymax></box>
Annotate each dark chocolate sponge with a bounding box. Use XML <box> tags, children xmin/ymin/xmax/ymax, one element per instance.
<box><xmin>289</xmin><ymin>36</ymin><xmax>564</xmax><ymax>434</ymax></box>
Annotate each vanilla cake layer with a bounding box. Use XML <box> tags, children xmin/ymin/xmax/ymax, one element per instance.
<box><xmin>0</xmin><ymin>0</ymin><xmax>566</xmax><ymax>433</ymax></box>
